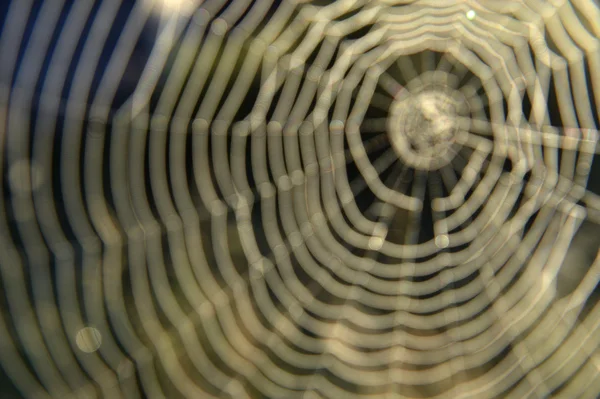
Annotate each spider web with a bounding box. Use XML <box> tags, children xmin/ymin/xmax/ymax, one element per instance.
<box><xmin>1</xmin><ymin>0</ymin><xmax>600</xmax><ymax>398</ymax></box>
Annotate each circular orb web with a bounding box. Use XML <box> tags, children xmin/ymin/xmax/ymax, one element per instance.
<box><xmin>1</xmin><ymin>1</ymin><xmax>600</xmax><ymax>399</ymax></box>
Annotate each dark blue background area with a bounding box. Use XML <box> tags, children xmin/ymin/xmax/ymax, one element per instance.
<box><xmin>1</xmin><ymin>0</ymin><xmax>159</xmax><ymax>116</ymax></box>
<box><xmin>0</xmin><ymin>1</ymin><xmax>159</xmax><ymax>397</ymax></box>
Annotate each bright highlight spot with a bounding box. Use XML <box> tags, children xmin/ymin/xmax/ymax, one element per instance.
<box><xmin>76</xmin><ymin>327</ymin><xmax>102</xmax><ymax>353</ymax></box>
<box><xmin>368</xmin><ymin>236</ymin><xmax>384</xmax><ymax>250</ymax></box>
<box><xmin>466</xmin><ymin>10</ymin><xmax>476</xmax><ymax>20</ymax></box>
<box><xmin>9</xmin><ymin>160</ymin><xmax>43</xmax><ymax>194</ymax></box>
<box><xmin>158</xmin><ymin>0</ymin><xmax>198</xmax><ymax>16</ymax></box>
<box><xmin>435</xmin><ymin>235</ymin><xmax>450</xmax><ymax>249</ymax></box>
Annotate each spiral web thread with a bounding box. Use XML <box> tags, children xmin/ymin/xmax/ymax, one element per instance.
<box><xmin>1</xmin><ymin>0</ymin><xmax>600</xmax><ymax>398</ymax></box>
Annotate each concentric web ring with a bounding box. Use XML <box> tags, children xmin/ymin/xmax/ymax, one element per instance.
<box><xmin>1</xmin><ymin>0</ymin><xmax>600</xmax><ymax>398</ymax></box>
